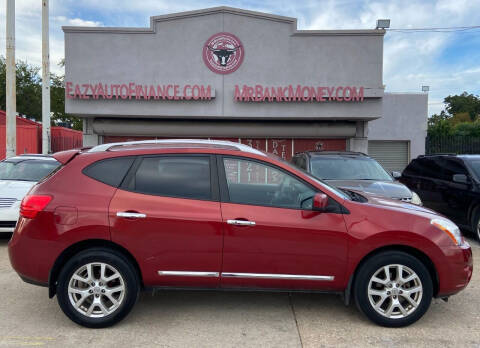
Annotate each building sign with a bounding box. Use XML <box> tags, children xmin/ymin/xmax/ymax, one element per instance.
<box><xmin>65</xmin><ymin>82</ymin><xmax>214</xmax><ymax>100</ymax></box>
<box><xmin>234</xmin><ymin>84</ymin><xmax>365</xmax><ymax>102</ymax></box>
<box><xmin>203</xmin><ymin>32</ymin><xmax>244</xmax><ymax>74</ymax></box>
<box><xmin>65</xmin><ymin>81</ymin><xmax>364</xmax><ymax>103</ymax></box>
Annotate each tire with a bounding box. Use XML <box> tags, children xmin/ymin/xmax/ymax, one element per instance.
<box><xmin>353</xmin><ymin>251</ymin><xmax>433</xmax><ymax>327</ymax></box>
<box><xmin>470</xmin><ymin>207</ymin><xmax>480</xmax><ymax>241</ymax></box>
<box><xmin>57</xmin><ymin>247</ymin><xmax>140</xmax><ymax>328</ymax></box>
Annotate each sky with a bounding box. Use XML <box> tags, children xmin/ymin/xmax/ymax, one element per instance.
<box><xmin>0</xmin><ymin>0</ymin><xmax>479</xmax><ymax>116</ymax></box>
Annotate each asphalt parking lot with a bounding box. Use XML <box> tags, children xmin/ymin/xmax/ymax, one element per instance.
<box><xmin>0</xmin><ymin>234</ymin><xmax>478</xmax><ymax>348</ymax></box>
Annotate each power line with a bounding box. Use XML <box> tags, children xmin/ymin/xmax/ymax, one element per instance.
<box><xmin>387</xmin><ymin>25</ymin><xmax>480</xmax><ymax>33</ymax></box>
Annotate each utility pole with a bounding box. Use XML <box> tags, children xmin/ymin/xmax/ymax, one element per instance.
<box><xmin>42</xmin><ymin>0</ymin><xmax>51</xmax><ymax>154</ymax></box>
<box><xmin>5</xmin><ymin>0</ymin><xmax>16</xmax><ymax>158</ymax></box>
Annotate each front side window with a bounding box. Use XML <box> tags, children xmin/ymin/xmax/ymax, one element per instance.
<box><xmin>131</xmin><ymin>156</ymin><xmax>211</xmax><ymax>200</ymax></box>
<box><xmin>466</xmin><ymin>159</ymin><xmax>480</xmax><ymax>180</ymax></box>
<box><xmin>223</xmin><ymin>158</ymin><xmax>315</xmax><ymax>209</ymax></box>
<box><xmin>310</xmin><ymin>157</ymin><xmax>392</xmax><ymax>181</ymax></box>
<box><xmin>0</xmin><ymin>159</ymin><xmax>59</xmax><ymax>182</ymax></box>
<box><xmin>440</xmin><ymin>158</ymin><xmax>468</xmax><ymax>181</ymax></box>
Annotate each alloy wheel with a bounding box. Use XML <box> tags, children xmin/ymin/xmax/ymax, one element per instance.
<box><xmin>367</xmin><ymin>264</ymin><xmax>423</xmax><ymax>319</ymax></box>
<box><xmin>68</xmin><ymin>262</ymin><xmax>125</xmax><ymax>318</ymax></box>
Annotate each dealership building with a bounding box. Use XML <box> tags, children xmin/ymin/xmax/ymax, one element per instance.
<box><xmin>63</xmin><ymin>6</ymin><xmax>427</xmax><ymax>172</ymax></box>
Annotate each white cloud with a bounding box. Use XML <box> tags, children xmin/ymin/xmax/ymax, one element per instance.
<box><xmin>55</xmin><ymin>16</ymin><xmax>103</xmax><ymax>27</ymax></box>
<box><xmin>302</xmin><ymin>0</ymin><xmax>480</xmax><ymax>116</ymax></box>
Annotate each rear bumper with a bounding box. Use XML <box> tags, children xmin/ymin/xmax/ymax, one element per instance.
<box><xmin>437</xmin><ymin>243</ymin><xmax>473</xmax><ymax>297</ymax></box>
<box><xmin>8</xmin><ymin>216</ymin><xmax>57</xmax><ymax>285</ymax></box>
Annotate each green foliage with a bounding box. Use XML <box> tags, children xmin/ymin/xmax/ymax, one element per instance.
<box><xmin>444</xmin><ymin>92</ymin><xmax>480</xmax><ymax>121</ymax></box>
<box><xmin>0</xmin><ymin>56</ymin><xmax>42</xmax><ymax>119</ymax></box>
<box><xmin>0</xmin><ymin>56</ymin><xmax>82</xmax><ymax>130</ymax></box>
<box><xmin>453</xmin><ymin>121</ymin><xmax>480</xmax><ymax>137</ymax></box>
<box><xmin>428</xmin><ymin>92</ymin><xmax>480</xmax><ymax>137</ymax></box>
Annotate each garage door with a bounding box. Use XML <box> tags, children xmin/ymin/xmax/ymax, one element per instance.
<box><xmin>368</xmin><ymin>141</ymin><xmax>409</xmax><ymax>173</ymax></box>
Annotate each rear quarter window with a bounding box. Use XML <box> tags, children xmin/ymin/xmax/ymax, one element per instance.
<box><xmin>83</xmin><ymin>157</ymin><xmax>136</xmax><ymax>187</ymax></box>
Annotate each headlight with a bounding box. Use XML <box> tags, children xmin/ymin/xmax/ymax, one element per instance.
<box><xmin>431</xmin><ymin>218</ymin><xmax>463</xmax><ymax>246</ymax></box>
<box><xmin>411</xmin><ymin>191</ymin><xmax>422</xmax><ymax>206</ymax></box>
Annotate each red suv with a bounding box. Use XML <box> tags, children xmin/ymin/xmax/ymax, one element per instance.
<box><xmin>8</xmin><ymin>140</ymin><xmax>473</xmax><ymax>328</ymax></box>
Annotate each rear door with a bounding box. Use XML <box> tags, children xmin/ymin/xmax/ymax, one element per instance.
<box><xmin>109</xmin><ymin>154</ymin><xmax>223</xmax><ymax>287</ymax></box>
<box><xmin>438</xmin><ymin>157</ymin><xmax>471</xmax><ymax>225</ymax></box>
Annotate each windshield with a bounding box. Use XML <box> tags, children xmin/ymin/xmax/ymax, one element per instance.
<box><xmin>310</xmin><ymin>157</ymin><xmax>393</xmax><ymax>181</ymax></box>
<box><xmin>0</xmin><ymin>159</ymin><xmax>59</xmax><ymax>182</ymax></box>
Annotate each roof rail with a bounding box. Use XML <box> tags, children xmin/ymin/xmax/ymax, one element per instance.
<box><xmin>296</xmin><ymin>150</ymin><xmax>368</xmax><ymax>156</ymax></box>
<box><xmin>87</xmin><ymin>139</ymin><xmax>266</xmax><ymax>156</ymax></box>
<box><xmin>418</xmin><ymin>153</ymin><xmax>457</xmax><ymax>158</ymax></box>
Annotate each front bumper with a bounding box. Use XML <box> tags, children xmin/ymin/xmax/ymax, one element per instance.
<box><xmin>437</xmin><ymin>242</ymin><xmax>473</xmax><ymax>297</ymax></box>
<box><xmin>0</xmin><ymin>202</ymin><xmax>20</xmax><ymax>233</ymax></box>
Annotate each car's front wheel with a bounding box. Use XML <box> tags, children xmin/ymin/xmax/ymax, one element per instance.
<box><xmin>354</xmin><ymin>251</ymin><xmax>433</xmax><ymax>327</ymax></box>
<box><xmin>56</xmin><ymin>248</ymin><xmax>139</xmax><ymax>328</ymax></box>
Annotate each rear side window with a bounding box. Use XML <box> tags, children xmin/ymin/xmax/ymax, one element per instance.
<box><xmin>83</xmin><ymin>157</ymin><xmax>135</xmax><ymax>187</ymax></box>
<box><xmin>129</xmin><ymin>156</ymin><xmax>211</xmax><ymax>200</ymax></box>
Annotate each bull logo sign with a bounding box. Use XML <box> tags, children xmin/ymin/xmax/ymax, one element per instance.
<box><xmin>203</xmin><ymin>32</ymin><xmax>244</xmax><ymax>74</ymax></box>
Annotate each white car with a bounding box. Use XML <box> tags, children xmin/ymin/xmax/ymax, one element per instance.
<box><xmin>0</xmin><ymin>155</ymin><xmax>59</xmax><ymax>233</ymax></box>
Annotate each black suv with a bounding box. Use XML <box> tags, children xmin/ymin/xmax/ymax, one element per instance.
<box><xmin>292</xmin><ymin>151</ymin><xmax>422</xmax><ymax>205</ymax></box>
<box><xmin>400</xmin><ymin>154</ymin><xmax>480</xmax><ymax>240</ymax></box>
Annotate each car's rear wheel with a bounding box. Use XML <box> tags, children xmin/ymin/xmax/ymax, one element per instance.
<box><xmin>354</xmin><ymin>251</ymin><xmax>433</xmax><ymax>327</ymax></box>
<box><xmin>57</xmin><ymin>248</ymin><xmax>139</xmax><ymax>328</ymax></box>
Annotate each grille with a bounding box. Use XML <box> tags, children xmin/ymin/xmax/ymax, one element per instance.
<box><xmin>0</xmin><ymin>221</ymin><xmax>16</xmax><ymax>228</ymax></box>
<box><xmin>400</xmin><ymin>197</ymin><xmax>412</xmax><ymax>203</ymax></box>
<box><xmin>0</xmin><ymin>198</ymin><xmax>17</xmax><ymax>208</ymax></box>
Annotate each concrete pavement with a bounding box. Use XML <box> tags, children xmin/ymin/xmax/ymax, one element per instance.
<box><xmin>0</xmin><ymin>234</ymin><xmax>478</xmax><ymax>348</ymax></box>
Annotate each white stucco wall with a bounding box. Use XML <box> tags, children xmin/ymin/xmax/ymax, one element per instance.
<box><xmin>368</xmin><ymin>93</ymin><xmax>428</xmax><ymax>161</ymax></box>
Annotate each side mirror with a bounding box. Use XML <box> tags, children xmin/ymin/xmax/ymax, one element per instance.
<box><xmin>391</xmin><ymin>171</ymin><xmax>402</xmax><ymax>179</ymax></box>
<box><xmin>312</xmin><ymin>193</ymin><xmax>329</xmax><ymax>211</ymax></box>
<box><xmin>453</xmin><ymin>174</ymin><xmax>469</xmax><ymax>184</ymax></box>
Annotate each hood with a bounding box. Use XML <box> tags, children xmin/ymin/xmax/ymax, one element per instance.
<box><xmin>364</xmin><ymin>194</ymin><xmax>437</xmax><ymax>215</ymax></box>
<box><xmin>326</xmin><ymin>179</ymin><xmax>412</xmax><ymax>200</ymax></box>
<box><xmin>0</xmin><ymin>180</ymin><xmax>36</xmax><ymax>200</ymax></box>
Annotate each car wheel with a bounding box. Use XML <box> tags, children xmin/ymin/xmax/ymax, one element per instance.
<box><xmin>56</xmin><ymin>247</ymin><xmax>139</xmax><ymax>328</ymax></box>
<box><xmin>471</xmin><ymin>207</ymin><xmax>480</xmax><ymax>241</ymax></box>
<box><xmin>354</xmin><ymin>251</ymin><xmax>433</xmax><ymax>327</ymax></box>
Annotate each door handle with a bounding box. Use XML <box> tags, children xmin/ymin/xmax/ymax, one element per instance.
<box><xmin>227</xmin><ymin>219</ymin><xmax>256</xmax><ymax>226</ymax></box>
<box><xmin>117</xmin><ymin>212</ymin><xmax>147</xmax><ymax>219</ymax></box>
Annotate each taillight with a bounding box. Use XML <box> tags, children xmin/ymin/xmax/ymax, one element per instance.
<box><xmin>20</xmin><ymin>195</ymin><xmax>52</xmax><ymax>219</ymax></box>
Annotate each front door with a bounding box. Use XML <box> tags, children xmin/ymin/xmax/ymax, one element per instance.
<box><xmin>218</xmin><ymin>156</ymin><xmax>348</xmax><ymax>290</ymax></box>
<box><xmin>109</xmin><ymin>154</ymin><xmax>223</xmax><ymax>287</ymax></box>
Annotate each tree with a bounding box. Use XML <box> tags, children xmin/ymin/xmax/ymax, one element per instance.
<box><xmin>0</xmin><ymin>56</ymin><xmax>81</xmax><ymax>130</ymax></box>
<box><xmin>428</xmin><ymin>92</ymin><xmax>480</xmax><ymax>137</ymax></box>
<box><xmin>444</xmin><ymin>92</ymin><xmax>480</xmax><ymax>121</ymax></box>
<box><xmin>0</xmin><ymin>56</ymin><xmax>42</xmax><ymax>119</ymax></box>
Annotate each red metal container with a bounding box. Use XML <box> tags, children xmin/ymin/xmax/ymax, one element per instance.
<box><xmin>1</xmin><ymin>110</ymin><xmax>83</xmax><ymax>159</ymax></box>
<box><xmin>1</xmin><ymin>125</ymin><xmax>40</xmax><ymax>160</ymax></box>
<box><xmin>51</xmin><ymin>127</ymin><xmax>83</xmax><ymax>153</ymax></box>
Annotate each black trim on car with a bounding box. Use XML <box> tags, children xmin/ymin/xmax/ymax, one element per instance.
<box><xmin>0</xmin><ymin>221</ymin><xmax>16</xmax><ymax>228</ymax></box>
